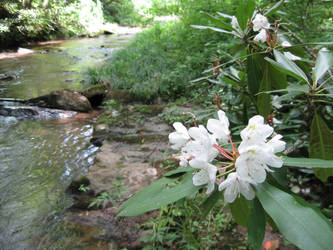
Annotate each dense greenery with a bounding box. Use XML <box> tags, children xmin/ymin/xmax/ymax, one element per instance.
<box><xmin>0</xmin><ymin>0</ymin><xmax>147</xmax><ymax>49</ymax></box>
<box><xmin>89</xmin><ymin>1</ymin><xmax>333</xmax><ymax>249</ymax></box>
<box><xmin>86</xmin><ymin>0</ymin><xmax>241</xmax><ymax>101</ymax></box>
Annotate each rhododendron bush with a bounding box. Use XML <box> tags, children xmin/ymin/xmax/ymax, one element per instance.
<box><xmin>119</xmin><ymin>1</ymin><xmax>333</xmax><ymax>249</ymax></box>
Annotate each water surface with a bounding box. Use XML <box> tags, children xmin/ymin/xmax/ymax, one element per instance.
<box><xmin>0</xmin><ymin>34</ymin><xmax>132</xmax><ymax>249</ymax></box>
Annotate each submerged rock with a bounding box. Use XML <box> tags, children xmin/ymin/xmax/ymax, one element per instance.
<box><xmin>0</xmin><ymin>74</ymin><xmax>14</xmax><ymax>82</ymax></box>
<box><xmin>28</xmin><ymin>90</ymin><xmax>93</xmax><ymax>112</ymax></box>
<box><xmin>0</xmin><ymin>105</ymin><xmax>39</xmax><ymax>118</ymax></box>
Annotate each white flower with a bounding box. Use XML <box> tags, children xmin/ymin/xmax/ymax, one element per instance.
<box><xmin>281</xmin><ymin>41</ymin><xmax>292</xmax><ymax>48</ymax></box>
<box><xmin>252</xmin><ymin>14</ymin><xmax>270</xmax><ymax>31</ymax></box>
<box><xmin>272</xmin><ymin>95</ymin><xmax>282</xmax><ymax>109</ymax></box>
<box><xmin>190</xmin><ymin>159</ymin><xmax>217</xmax><ymax>194</ymax></box>
<box><xmin>267</xmin><ymin>134</ymin><xmax>286</xmax><ymax>153</ymax></box>
<box><xmin>284</xmin><ymin>52</ymin><xmax>301</xmax><ymax>61</ymax></box>
<box><xmin>169</xmin><ymin>122</ymin><xmax>190</xmax><ymax>150</ymax></box>
<box><xmin>236</xmin><ymin>142</ymin><xmax>284</xmax><ymax>183</ymax></box>
<box><xmin>254</xmin><ymin>29</ymin><xmax>267</xmax><ymax>43</ymax></box>
<box><xmin>238</xmin><ymin>115</ymin><xmax>273</xmax><ymax>151</ymax></box>
<box><xmin>186</xmin><ymin>125</ymin><xmax>218</xmax><ymax>162</ymax></box>
<box><xmin>177</xmin><ymin>147</ymin><xmax>191</xmax><ymax>167</ymax></box>
<box><xmin>219</xmin><ymin>172</ymin><xmax>255</xmax><ymax>203</ymax></box>
<box><xmin>207</xmin><ymin>110</ymin><xmax>230</xmax><ymax>143</ymax></box>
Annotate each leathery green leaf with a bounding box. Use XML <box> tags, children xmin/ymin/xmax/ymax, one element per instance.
<box><xmin>313</xmin><ymin>48</ymin><xmax>333</xmax><ymax>85</ymax></box>
<box><xmin>236</xmin><ymin>0</ymin><xmax>255</xmax><ymax>31</ymax></box>
<box><xmin>309</xmin><ymin>113</ymin><xmax>333</xmax><ymax>181</ymax></box>
<box><xmin>248</xmin><ymin>198</ymin><xmax>266</xmax><ymax>250</ymax></box>
<box><xmin>257</xmin><ymin>63</ymin><xmax>272</xmax><ymax>119</ymax></box>
<box><xmin>119</xmin><ymin>172</ymin><xmax>201</xmax><ymax>216</ymax></box>
<box><xmin>283</xmin><ymin>156</ymin><xmax>333</xmax><ymax>169</ymax></box>
<box><xmin>190</xmin><ymin>25</ymin><xmax>232</xmax><ymax>34</ymax></box>
<box><xmin>247</xmin><ymin>52</ymin><xmax>264</xmax><ymax>95</ymax></box>
<box><xmin>273</xmin><ymin>49</ymin><xmax>309</xmax><ymax>83</ymax></box>
<box><xmin>265</xmin><ymin>50</ymin><xmax>309</xmax><ymax>84</ymax></box>
<box><xmin>229</xmin><ymin>195</ymin><xmax>250</xmax><ymax>227</ymax></box>
<box><xmin>256</xmin><ymin>182</ymin><xmax>333</xmax><ymax>250</ymax></box>
<box><xmin>201</xmin><ymin>186</ymin><xmax>221</xmax><ymax>217</ymax></box>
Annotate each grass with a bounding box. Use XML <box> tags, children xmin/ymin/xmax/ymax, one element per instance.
<box><xmin>86</xmin><ymin>20</ymin><xmax>227</xmax><ymax>102</ymax></box>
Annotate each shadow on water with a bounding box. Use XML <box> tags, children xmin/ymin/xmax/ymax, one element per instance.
<box><xmin>0</xmin><ymin>34</ymin><xmax>133</xmax><ymax>249</ymax></box>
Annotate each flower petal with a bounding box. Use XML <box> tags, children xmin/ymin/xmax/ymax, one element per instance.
<box><xmin>189</xmin><ymin>158</ymin><xmax>207</xmax><ymax>169</ymax></box>
<box><xmin>254</xmin><ymin>29</ymin><xmax>267</xmax><ymax>43</ymax></box>
<box><xmin>193</xmin><ymin>170</ymin><xmax>209</xmax><ymax>186</ymax></box>
<box><xmin>239</xmin><ymin>181</ymin><xmax>255</xmax><ymax>200</ymax></box>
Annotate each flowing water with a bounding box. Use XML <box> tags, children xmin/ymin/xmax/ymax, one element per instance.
<box><xmin>0</xmin><ymin>34</ymin><xmax>133</xmax><ymax>249</ymax></box>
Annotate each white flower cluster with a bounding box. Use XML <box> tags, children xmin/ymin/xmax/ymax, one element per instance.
<box><xmin>169</xmin><ymin>111</ymin><xmax>286</xmax><ymax>203</ymax></box>
<box><xmin>252</xmin><ymin>14</ymin><xmax>270</xmax><ymax>43</ymax></box>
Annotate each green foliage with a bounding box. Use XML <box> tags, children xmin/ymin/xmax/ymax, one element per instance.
<box><xmin>247</xmin><ymin>198</ymin><xmax>265</xmax><ymax>250</ymax></box>
<box><xmin>116</xmin><ymin>1</ymin><xmax>333</xmax><ymax>249</ymax></box>
<box><xmin>78</xmin><ymin>184</ymin><xmax>90</xmax><ymax>192</ymax></box>
<box><xmin>256</xmin><ymin>182</ymin><xmax>333</xmax><ymax>250</ymax></box>
<box><xmin>89</xmin><ymin>180</ymin><xmax>127</xmax><ymax>209</ymax></box>
<box><xmin>283</xmin><ymin>156</ymin><xmax>333</xmax><ymax>169</ymax></box>
<box><xmin>140</xmin><ymin>195</ymin><xmax>246</xmax><ymax>249</ymax></box>
<box><xmin>87</xmin><ymin>20</ymin><xmax>225</xmax><ymax>101</ymax></box>
<box><xmin>309</xmin><ymin>113</ymin><xmax>333</xmax><ymax>181</ymax></box>
<box><xmin>119</xmin><ymin>171</ymin><xmax>200</xmax><ymax>216</ymax></box>
<box><xmin>1</xmin><ymin>0</ymin><xmax>105</xmax><ymax>48</ymax></box>
<box><xmin>102</xmin><ymin>0</ymin><xmax>145</xmax><ymax>26</ymax></box>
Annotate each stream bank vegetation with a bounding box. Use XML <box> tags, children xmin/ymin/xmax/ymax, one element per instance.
<box><xmin>86</xmin><ymin>0</ymin><xmax>333</xmax><ymax>249</ymax></box>
<box><xmin>0</xmin><ymin>0</ymin><xmax>149</xmax><ymax>49</ymax></box>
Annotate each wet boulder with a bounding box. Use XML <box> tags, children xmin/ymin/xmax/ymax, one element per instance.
<box><xmin>28</xmin><ymin>90</ymin><xmax>93</xmax><ymax>112</ymax></box>
<box><xmin>81</xmin><ymin>83</ymin><xmax>109</xmax><ymax>108</ymax></box>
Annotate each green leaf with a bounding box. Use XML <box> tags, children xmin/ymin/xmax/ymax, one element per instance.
<box><xmin>236</xmin><ymin>0</ymin><xmax>255</xmax><ymax>31</ymax></box>
<box><xmin>216</xmin><ymin>12</ymin><xmax>233</xmax><ymax>19</ymax></box>
<box><xmin>248</xmin><ymin>198</ymin><xmax>266</xmax><ymax>250</ymax></box>
<box><xmin>119</xmin><ymin>172</ymin><xmax>201</xmax><ymax>216</ymax></box>
<box><xmin>190</xmin><ymin>25</ymin><xmax>232</xmax><ymax>34</ymax></box>
<box><xmin>164</xmin><ymin>167</ymin><xmax>194</xmax><ymax>177</ymax></box>
<box><xmin>257</xmin><ymin>63</ymin><xmax>272</xmax><ymax>119</ymax></box>
<box><xmin>264</xmin><ymin>0</ymin><xmax>284</xmax><ymax>16</ymax></box>
<box><xmin>265</xmin><ymin>50</ymin><xmax>309</xmax><ymax>83</ymax></box>
<box><xmin>229</xmin><ymin>195</ymin><xmax>250</xmax><ymax>227</ymax></box>
<box><xmin>247</xmin><ymin>52</ymin><xmax>264</xmax><ymax>95</ymax></box>
<box><xmin>200</xmin><ymin>11</ymin><xmax>233</xmax><ymax>31</ymax></box>
<box><xmin>201</xmin><ymin>187</ymin><xmax>221</xmax><ymax>217</ymax></box>
<box><xmin>313</xmin><ymin>48</ymin><xmax>333</xmax><ymax>85</ymax></box>
<box><xmin>309</xmin><ymin>113</ymin><xmax>333</xmax><ymax>181</ymax></box>
<box><xmin>283</xmin><ymin>156</ymin><xmax>333</xmax><ymax>169</ymax></box>
<box><xmin>256</xmin><ymin>182</ymin><xmax>333</xmax><ymax>250</ymax></box>
<box><xmin>270</xmin><ymin>167</ymin><xmax>288</xmax><ymax>187</ymax></box>
<box><xmin>270</xmin><ymin>62</ymin><xmax>287</xmax><ymax>89</ymax></box>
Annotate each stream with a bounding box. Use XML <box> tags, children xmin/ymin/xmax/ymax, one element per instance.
<box><xmin>0</xmin><ymin>34</ymin><xmax>133</xmax><ymax>249</ymax></box>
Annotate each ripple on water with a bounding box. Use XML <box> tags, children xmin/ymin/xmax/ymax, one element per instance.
<box><xmin>0</xmin><ymin>118</ymin><xmax>99</xmax><ymax>249</ymax></box>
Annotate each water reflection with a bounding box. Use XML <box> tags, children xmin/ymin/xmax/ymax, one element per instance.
<box><xmin>0</xmin><ymin>34</ymin><xmax>132</xmax><ymax>99</ymax></box>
